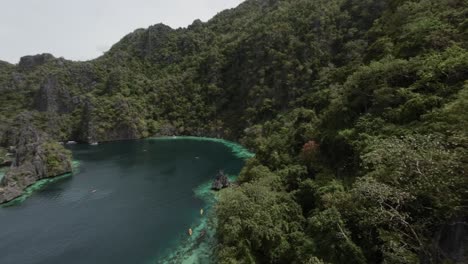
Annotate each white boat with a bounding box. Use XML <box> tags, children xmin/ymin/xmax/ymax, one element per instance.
<box><xmin>66</xmin><ymin>141</ymin><xmax>77</xmax><ymax>145</ymax></box>
<box><xmin>90</xmin><ymin>142</ymin><xmax>99</xmax><ymax>146</ymax></box>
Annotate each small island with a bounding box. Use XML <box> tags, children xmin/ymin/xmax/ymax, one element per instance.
<box><xmin>211</xmin><ymin>170</ymin><xmax>230</xmax><ymax>191</ymax></box>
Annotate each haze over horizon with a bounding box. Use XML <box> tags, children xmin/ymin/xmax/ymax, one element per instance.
<box><xmin>0</xmin><ymin>0</ymin><xmax>244</xmax><ymax>64</ymax></box>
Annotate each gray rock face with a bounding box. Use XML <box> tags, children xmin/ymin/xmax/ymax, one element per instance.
<box><xmin>0</xmin><ymin>114</ymin><xmax>72</xmax><ymax>203</ymax></box>
<box><xmin>105</xmin><ymin>124</ymin><xmax>139</xmax><ymax>141</ymax></box>
<box><xmin>432</xmin><ymin>216</ymin><xmax>468</xmax><ymax>263</ymax></box>
<box><xmin>212</xmin><ymin>170</ymin><xmax>230</xmax><ymax>191</ymax></box>
<box><xmin>69</xmin><ymin>63</ymin><xmax>99</xmax><ymax>92</ymax></box>
<box><xmin>0</xmin><ymin>163</ymin><xmax>41</xmax><ymax>202</ymax></box>
<box><xmin>78</xmin><ymin>99</ymin><xmax>97</xmax><ymax>143</ymax></box>
<box><xmin>18</xmin><ymin>53</ymin><xmax>56</xmax><ymax>70</ymax></box>
<box><xmin>157</xmin><ymin>123</ymin><xmax>177</xmax><ymax>137</ymax></box>
<box><xmin>142</xmin><ymin>24</ymin><xmax>174</xmax><ymax>60</ymax></box>
<box><xmin>75</xmin><ymin>97</ymin><xmax>143</xmax><ymax>143</ymax></box>
<box><xmin>34</xmin><ymin>75</ymin><xmax>73</xmax><ymax>113</ymax></box>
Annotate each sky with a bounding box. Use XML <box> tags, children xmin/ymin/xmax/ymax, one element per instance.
<box><xmin>0</xmin><ymin>0</ymin><xmax>244</xmax><ymax>64</ymax></box>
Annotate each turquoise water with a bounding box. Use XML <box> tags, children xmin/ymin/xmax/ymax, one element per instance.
<box><xmin>0</xmin><ymin>138</ymin><xmax>252</xmax><ymax>264</ymax></box>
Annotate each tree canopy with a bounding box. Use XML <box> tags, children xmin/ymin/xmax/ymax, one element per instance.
<box><xmin>0</xmin><ymin>0</ymin><xmax>466</xmax><ymax>263</ymax></box>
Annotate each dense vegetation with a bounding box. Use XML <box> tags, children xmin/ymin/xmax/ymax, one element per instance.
<box><xmin>0</xmin><ymin>0</ymin><xmax>466</xmax><ymax>263</ymax></box>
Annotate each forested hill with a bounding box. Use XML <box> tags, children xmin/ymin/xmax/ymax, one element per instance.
<box><xmin>0</xmin><ymin>0</ymin><xmax>467</xmax><ymax>263</ymax></box>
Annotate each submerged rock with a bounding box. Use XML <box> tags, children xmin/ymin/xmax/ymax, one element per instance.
<box><xmin>211</xmin><ymin>170</ymin><xmax>230</xmax><ymax>191</ymax></box>
<box><xmin>0</xmin><ymin>114</ymin><xmax>72</xmax><ymax>203</ymax></box>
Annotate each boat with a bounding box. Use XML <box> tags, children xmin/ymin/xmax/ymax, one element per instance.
<box><xmin>66</xmin><ymin>141</ymin><xmax>77</xmax><ymax>145</ymax></box>
<box><xmin>90</xmin><ymin>142</ymin><xmax>99</xmax><ymax>146</ymax></box>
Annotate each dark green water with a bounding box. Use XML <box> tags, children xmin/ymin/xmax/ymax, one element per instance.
<box><xmin>0</xmin><ymin>138</ymin><xmax>252</xmax><ymax>264</ymax></box>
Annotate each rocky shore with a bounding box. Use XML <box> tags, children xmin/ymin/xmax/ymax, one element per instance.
<box><xmin>0</xmin><ymin>114</ymin><xmax>72</xmax><ymax>204</ymax></box>
<box><xmin>211</xmin><ymin>170</ymin><xmax>230</xmax><ymax>191</ymax></box>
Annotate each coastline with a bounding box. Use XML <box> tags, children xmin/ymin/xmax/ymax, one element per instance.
<box><xmin>148</xmin><ymin>137</ymin><xmax>254</xmax><ymax>263</ymax></box>
<box><xmin>2</xmin><ymin>137</ymin><xmax>254</xmax><ymax>262</ymax></box>
<box><xmin>1</xmin><ymin>160</ymin><xmax>80</xmax><ymax>207</ymax></box>
<box><xmin>2</xmin><ymin>136</ymin><xmax>253</xmax><ymax>207</ymax></box>
<box><xmin>148</xmin><ymin>136</ymin><xmax>255</xmax><ymax>159</ymax></box>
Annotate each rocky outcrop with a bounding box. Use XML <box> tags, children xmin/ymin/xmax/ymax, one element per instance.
<box><xmin>69</xmin><ymin>62</ymin><xmax>99</xmax><ymax>92</ymax></box>
<box><xmin>137</xmin><ymin>24</ymin><xmax>174</xmax><ymax>62</ymax></box>
<box><xmin>157</xmin><ymin>123</ymin><xmax>178</xmax><ymax>136</ymax></box>
<box><xmin>111</xmin><ymin>23</ymin><xmax>179</xmax><ymax>64</ymax></box>
<box><xmin>34</xmin><ymin>75</ymin><xmax>73</xmax><ymax>113</ymax></box>
<box><xmin>0</xmin><ymin>114</ymin><xmax>72</xmax><ymax>203</ymax></box>
<box><xmin>18</xmin><ymin>53</ymin><xmax>61</xmax><ymax>71</ymax></box>
<box><xmin>212</xmin><ymin>170</ymin><xmax>230</xmax><ymax>191</ymax></box>
<box><xmin>77</xmin><ymin>99</ymin><xmax>97</xmax><ymax>143</ymax></box>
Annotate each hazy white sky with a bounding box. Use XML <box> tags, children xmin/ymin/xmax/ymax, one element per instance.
<box><xmin>0</xmin><ymin>0</ymin><xmax>244</xmax><ymax>63</ymax></box>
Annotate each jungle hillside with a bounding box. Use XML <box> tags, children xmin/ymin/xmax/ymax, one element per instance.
<box><xmin>0</xmin><ymin>0</ymin><xmax>467</xmax><ymax>263</ymax></box>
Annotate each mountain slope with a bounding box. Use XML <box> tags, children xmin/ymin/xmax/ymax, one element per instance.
<box><xmin>0</xmin><ymin>0</ymin><xmax>467</xmax><ymax>263</ymax></box>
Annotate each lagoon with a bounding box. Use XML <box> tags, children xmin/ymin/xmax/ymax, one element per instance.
<box><xmin>0</xmin><ymin>138</ymin><xmax>251</xmax><ymax>264</ymax></box>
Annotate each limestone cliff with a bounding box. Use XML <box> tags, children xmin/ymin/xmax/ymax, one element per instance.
<box><xmin>0</xmin><ymin>114</ymin><xmax>72</xmax><ymax>203</ymax></box>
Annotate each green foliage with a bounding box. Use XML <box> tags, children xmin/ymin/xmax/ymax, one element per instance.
<box><xmin>43</xmin><ymin>141</ymin><xmax>72</xmax><ymax>176</ymax></box>
<box><xmin>307</xmin><ymin>207</ymin><xmax>366</xmax><ymax>264</ymax></box>
<box><xmin>361</xmin><ymin>135</ymin><xmax>466</xmax><ymax>219</ymax></box>
<box><xmin>217</xmin><ymin>172</ymin><xmax>304</xmax><ymax>263</ymax></box>
<box><xmin>0</xmin><ymin>0</ymin><xmax>467</xmax><ymax>263</ymax></box>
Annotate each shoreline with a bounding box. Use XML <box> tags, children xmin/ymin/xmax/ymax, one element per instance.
<box><xmin>147</xmin><ymin>136</ymin><xmax>255</xmax><ymax>159</ymax></box>
<box><xmin>153</xmin><ymin>137</ymin><xmax>253</xmax><ymax>263</ymax></box>
<box><xmin>156</xmin><ymin>174</ymin><xmax>239</xmax><ymax>264</ymax></box>
<box><xmin>2</xmin><ymin>136</ymin><xmax>253</xmax><ymax>206</ymax></box>
<box><xmin>1</xmin><ymin>137</ymin><xmax>254</xmax><ymax>262</ymax></box>
<box><xmin>1</xmin><ymin>161</ymin><xmax>80</xmax><ymax>207</ymax></box>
